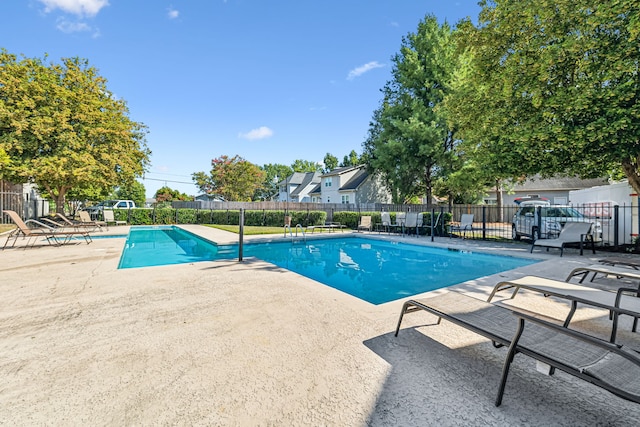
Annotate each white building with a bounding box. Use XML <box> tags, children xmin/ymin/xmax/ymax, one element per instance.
<box><xmin>307</xmin><ymin>165</ymin><xmax>391</xmax><ymax>205</ymax></box>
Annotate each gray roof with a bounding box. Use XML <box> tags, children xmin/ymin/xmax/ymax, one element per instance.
<box><xmin>278</xmin><ymin>172</ymin><xmax>308</xmax><ymax>186</ymax></box>
<box><xmin>513</xmin><ymin>175</ymin><xmax>609</xmax><ymax>191</ymax></box>
<box><xmin>308</xmin><ymin>183</ymin><xmax>321</xmax><ymax>195</ymax></box>
<box><xmin>289</xmin><ymin>172</ymin><xmax>321</xmax><ymax>197</ymax></box>
<box><xmin>321</xmin><ymin>165</ymin><xmax>361</xmax><ymax>177</ymax></box>
<box><xmin>340</xmin><ymin>169</ymin><xmax>369</xmax><ymax>191</ymax></box>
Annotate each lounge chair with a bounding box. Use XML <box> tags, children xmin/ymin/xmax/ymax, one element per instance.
<box><xmin>2</xmin><ymin>210</ymin><xmax>92</xmax><ymax>249</ymax></box>
<box><xmin>77</xmin><ymin>210</ymin><xmax>108</xmax><ymax>230</ymax></box>
<box><xmin>395</xmin><ymin>291</ymin><xmax>640</xmax><ymax>407</ymax></box>
<box><xmin>357</xmin><ymin>215</ymin><xmax>372</xmax><ymax>232</ymax></box>
<box><xmin>488</xmin><ymin>275</ymin><xmax>640</xmax><ymax>342</ymax></box>
<box><xmin>530</xmin><ymin>222</ymin><xmax>595</xmax><ymax>256</ymax></box>
<box><xmin>403</xmin><ymin>212</ymin><xmax>419</xmax><ymax>237</ymax></box>
<box><xmin>390</xmin><ymin>212</ymin><xmax>405</xmax><ymax>234</ymax></box>
<box><xmin>566</xmin><ymin>264</ymin><xmax>640</xmax><ymax>285</ymax></box>
<box><xmin>378</xmin><ymin>212</ymin><xmax>392</xmax><ymax>234</ymax></box>
<box><xmin>599</xmin><ymin>257</ymin><xmax>640</xmax><ymax>270</ymax></box>
<box><xmin>103</xmin><ymin>209</ymin><xmax>126</xmax><ymax>226</ymax></box>
<box><xmin>449</xmin><ymin>214</ymin><xmax>474</xmax><ymax>239</ymax></box>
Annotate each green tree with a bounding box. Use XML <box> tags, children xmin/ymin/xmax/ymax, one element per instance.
<box><xmin>256</xmin><ymin>163</ymin><xmax>293</xmax><ymax>200</ymax></box>
<box><xmin>291</xmin><ymin>159</ymin><xmax>321</xmax><ymax>173</ymax></box>
<box><xmin>458</xmin><ymin>0</ymin><xmax>640</xmax><ymax>193</ymax></box>
<box><xmin>115</xmin><ymin>180</ymin><xmax>147</xmax><ymax>207</ymax></box>
<box><xmin>154</xmin><ymin>186</ymin><xmax>193</xmax><ymax>205</ymax></box>
<box><xmin>323</xmin><ymin>153</ymin><xmax>339</xmax><ymax>172</ymax></box>
<box><xmin>193</xmin><ymin>155</ymin><xmax>266</xmax><ymax>201</ymax></box>
<box><xmin>0</xmin><ymin>50</ymin><xmax>151</xmax><ymax>213</ymax></box>
<box><xmin>363</xmin><ymin>15</ymin><xmax>457</xmax><ymax>205</ymax></box>
<box><xmin>339</xmin><ymin>150</ymin><xmax>360</xmax><ymax>167</ymax></box>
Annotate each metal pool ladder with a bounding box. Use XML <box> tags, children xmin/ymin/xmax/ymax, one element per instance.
<box><xmin>291</xmin><ymin>224</ymin><xmax>306</xmax><ymax>243</ymax></box>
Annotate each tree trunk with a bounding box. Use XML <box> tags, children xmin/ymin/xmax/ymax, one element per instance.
<box><xmin>622</xmin><ymin>159</ymin><xmax>640</xmax><ymax>196</ymax></box>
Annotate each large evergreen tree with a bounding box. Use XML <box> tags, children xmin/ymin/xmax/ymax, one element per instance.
<box><xmin>363</xmin><ymin>15</ymin><xmax>458</xmax><ymax>204</ymax></box>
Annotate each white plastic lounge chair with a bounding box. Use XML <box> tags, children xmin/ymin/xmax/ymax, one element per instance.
<box><xmin>103</xmin><ymin>209</ymin><xmax>126</xmax><ymax>226</ymax></box>
<box><xmin>395</xmin><ymin>291</ymin><xmax>640</xmax><ymax>407</ymax></box>
<box><xmin>2</xmin><ymin>210</ymin><xmax>92</xmax><ymax>249</ymax></box>
<box><xmin>449</xmin><ymin>214</ymin><xmax>474</xmax><ymax>239</ymax></box>
<box><xmin>488</xmin><ymin>275</ymin><xmax>640</xmax><ymax>342</ymax></box>
<box><xmin>357</xmin><ymin>215</ymin><xmax>372</xmax><ymax>232</ymax></box>
<box><xmin>530</xmin><ymin>222</ymin><xmax>595</xmax><ymax>256</ymax></box>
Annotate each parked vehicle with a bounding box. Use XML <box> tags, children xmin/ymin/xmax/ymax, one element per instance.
<box><xmin>83</xmin><ymin>200</ymin><xmax>136</xmax><ymax>219</ymax></box>
<box><xmin>512</xmin><ymin>201</ymin><xmax>602</xmax><ymax>241</ymax></box>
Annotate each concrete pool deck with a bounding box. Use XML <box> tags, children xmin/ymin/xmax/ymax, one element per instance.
<box><xmin>1</xmin><ymin>225</ymin><xmax>640</xmax><ymax>425</ymax></box>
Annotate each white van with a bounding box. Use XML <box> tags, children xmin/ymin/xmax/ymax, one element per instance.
<box><xmin>512</xmin><ymin>200</ymin><xmax>602</xmax><ymax>241</ymax></box>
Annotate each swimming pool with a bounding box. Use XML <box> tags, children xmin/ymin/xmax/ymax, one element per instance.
<box><xmin>118</xmin><ymin>226</ymin><xmax>539</xmax><ymax>304</ymax></box>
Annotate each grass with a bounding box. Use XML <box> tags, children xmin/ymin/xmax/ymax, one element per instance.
<box><xmin>0</xmin><ymin>224</ymin><xmax>15</xmax><ymax>234</ymax></box>
<box><xmin>205</xmin><ymin>225</ymin><xmax>286</xmax><ymax>235</ymax></box>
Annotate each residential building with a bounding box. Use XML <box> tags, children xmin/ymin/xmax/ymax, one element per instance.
<box><xmin>307</xmin><ymin>165</ymin><xmax>391</xmax><ymax>205</ymax></box>
<box><xmin>277</xmin><ymin>172</ymin><xmax>321</xmax><ymax>203</ymax></box>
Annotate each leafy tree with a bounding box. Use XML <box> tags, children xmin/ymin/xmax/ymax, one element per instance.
<box><xmin>256</xmin><ymin>163</ymin><xmax>292</xmax><ymax>200</ymax></box>
<box><xmin>339</xmin><ymin>150</ymin><xmax>360</xmax><ymax>167</ymax></box>
<box><xmin>458</xmin><ymin>0</ymin><xmax>640</xmax><ymax>193</ymax></box>
<box><xmin>0</xmin><ymin>50</ymin><xmax>151</xmax><ymax>213</ymax></box>
<box><xmin>291</xmin><ymin>159</ymin><xmax>321</xmax><ymax>173</ymax></box>
<box><xmin>115</xmin><ymin>180</ymin><xmax>147</xmax><ymax>206</ymax></box>
<box><xmin>193</xmin><ymin>155</ymin><xmax>266</xmax><ymax>201</ymax></box>
<box><xmin>362</xmin><ymin>15</ymin><xmax>457</xmax><ymax>205</ymax></box>
<box><xmin>154</xmin><ymin>185</ymin><xmax>193</xmax><ymax>203</ymax></box>
<box><xmin>0</xmin><ymin>147</ymin><xmax>9</xmax><ymax>173</ymax></box>
<box><xmin>323</xmin><ymin>153</ymin><xmax>339</xmax><ymax>172</ymax></box>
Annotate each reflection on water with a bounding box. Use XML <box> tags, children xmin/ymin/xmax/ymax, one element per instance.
<box><xmin>243</xmin><ymin>238</ymin><xmax>538</xmax><ymax>305</ymax></box>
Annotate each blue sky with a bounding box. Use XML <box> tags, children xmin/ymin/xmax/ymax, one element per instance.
<box><xmin>3</xmin><ymin>1</ymin><xmax>481</xmax><ymax>198</ymax></box>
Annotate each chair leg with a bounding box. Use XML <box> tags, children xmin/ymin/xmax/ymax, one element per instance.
<box><xmin>496</xmin><ymin>318</ymin><xmax>525</xmax><ymax>406</ymax></box>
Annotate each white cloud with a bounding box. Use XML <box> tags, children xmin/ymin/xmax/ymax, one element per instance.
<box><xmin>56</xmin><ymin>18</ymin><xmax>91</xmax><ymax>33</ymax></box>
<box><xmin>347</xmin><ymin>61</ymin><xmax>385</xmax><ymax>80</ymax></box>
<box><xmin>168</xmin><ymin>8</ymin><xmax>179</xmax><ymax>19</ymax></box>
<box><xmin>238</xmin><ymin>126</ymin><xmax>274</xmax><ymax>140</ymax></box>
<box><xmin>39</xmin><ymin>0</ymin><xmax>109</xmax><ymax>17</ymax></box>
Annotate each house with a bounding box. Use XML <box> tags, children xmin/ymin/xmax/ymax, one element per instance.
<box><xmin>307</xmin><ymin>165</ymin><xmax>391</xmax><ymax>205</ymax></box>
<box><xmin>484</xmin><ymin>175</ymin><xmax>609</xmax><ymax>205</ymax></box>
<box><xmin>277</xmin><ymin>172</ymin><xmax>321</xmax><ymax>203</ymax></box>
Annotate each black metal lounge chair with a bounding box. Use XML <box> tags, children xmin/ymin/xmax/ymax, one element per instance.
<box><xmin>395</xmin><ymin>291</ymin><xmax>640</xmax><ymax>407</ymax></box>
<box><xmin>488</xmin><ymin>275</ymin><xmax>640</xmax><ymax>342</ymax></box>
<box><xmin>599</xmin><ymin>257</ymin><xmax>640</xmax><ymax>270</ymax></box>
<box><xmin>530</xmin><ymin>222</ymin><xmax>595</xmax><ymax>256</ymax></box>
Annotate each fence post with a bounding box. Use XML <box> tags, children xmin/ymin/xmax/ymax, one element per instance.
<box><xmin>614</xmin><ymin>204</ymin><xmax>620</xmax><ymax>248</ymax></box>
<box><xmin>482</xmin><ymin>205</ymin><xmax>487</xmax><ymax>240</ymax></box>
<box><xmin>431</xmin><ymin>208</ymin><xmax>435</xmax><ymax>242</ymax></box>
<box><xmin>239</xmin><ymin>208</ymin><xmax>244</xmax><ymax>261</ymax></box>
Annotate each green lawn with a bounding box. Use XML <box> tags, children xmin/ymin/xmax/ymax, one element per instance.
<box><xmin>0</xmin><ymin>225</ymin><xmax>15</xmax><ymax>234</ymax></box>
<box><xmin>205</xmin><ymin>224</ymin><xmax>285</xmax><ymax>235</ymax></box>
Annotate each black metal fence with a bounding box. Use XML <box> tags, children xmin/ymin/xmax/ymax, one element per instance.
<box><xmin>174</xmin><ymin>200</ymin><xmax>639</xmax><ymax>250</ymax></box>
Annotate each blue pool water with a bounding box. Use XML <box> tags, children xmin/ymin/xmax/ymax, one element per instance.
<box><xmin>118</xmin><ymin>226</ymin><xmax>539</xmax><ymax>304</ymax></box>
<box><xmin>117</xmin><ymin>226</ymin><xmax>221</xmax><ymax>269</ymax></box>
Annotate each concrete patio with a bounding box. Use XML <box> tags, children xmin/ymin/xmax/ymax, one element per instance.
<box><xmin>1</xmin><ymin>225</ymin><xmax>639</xmax><ymax>426</ymax></box>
